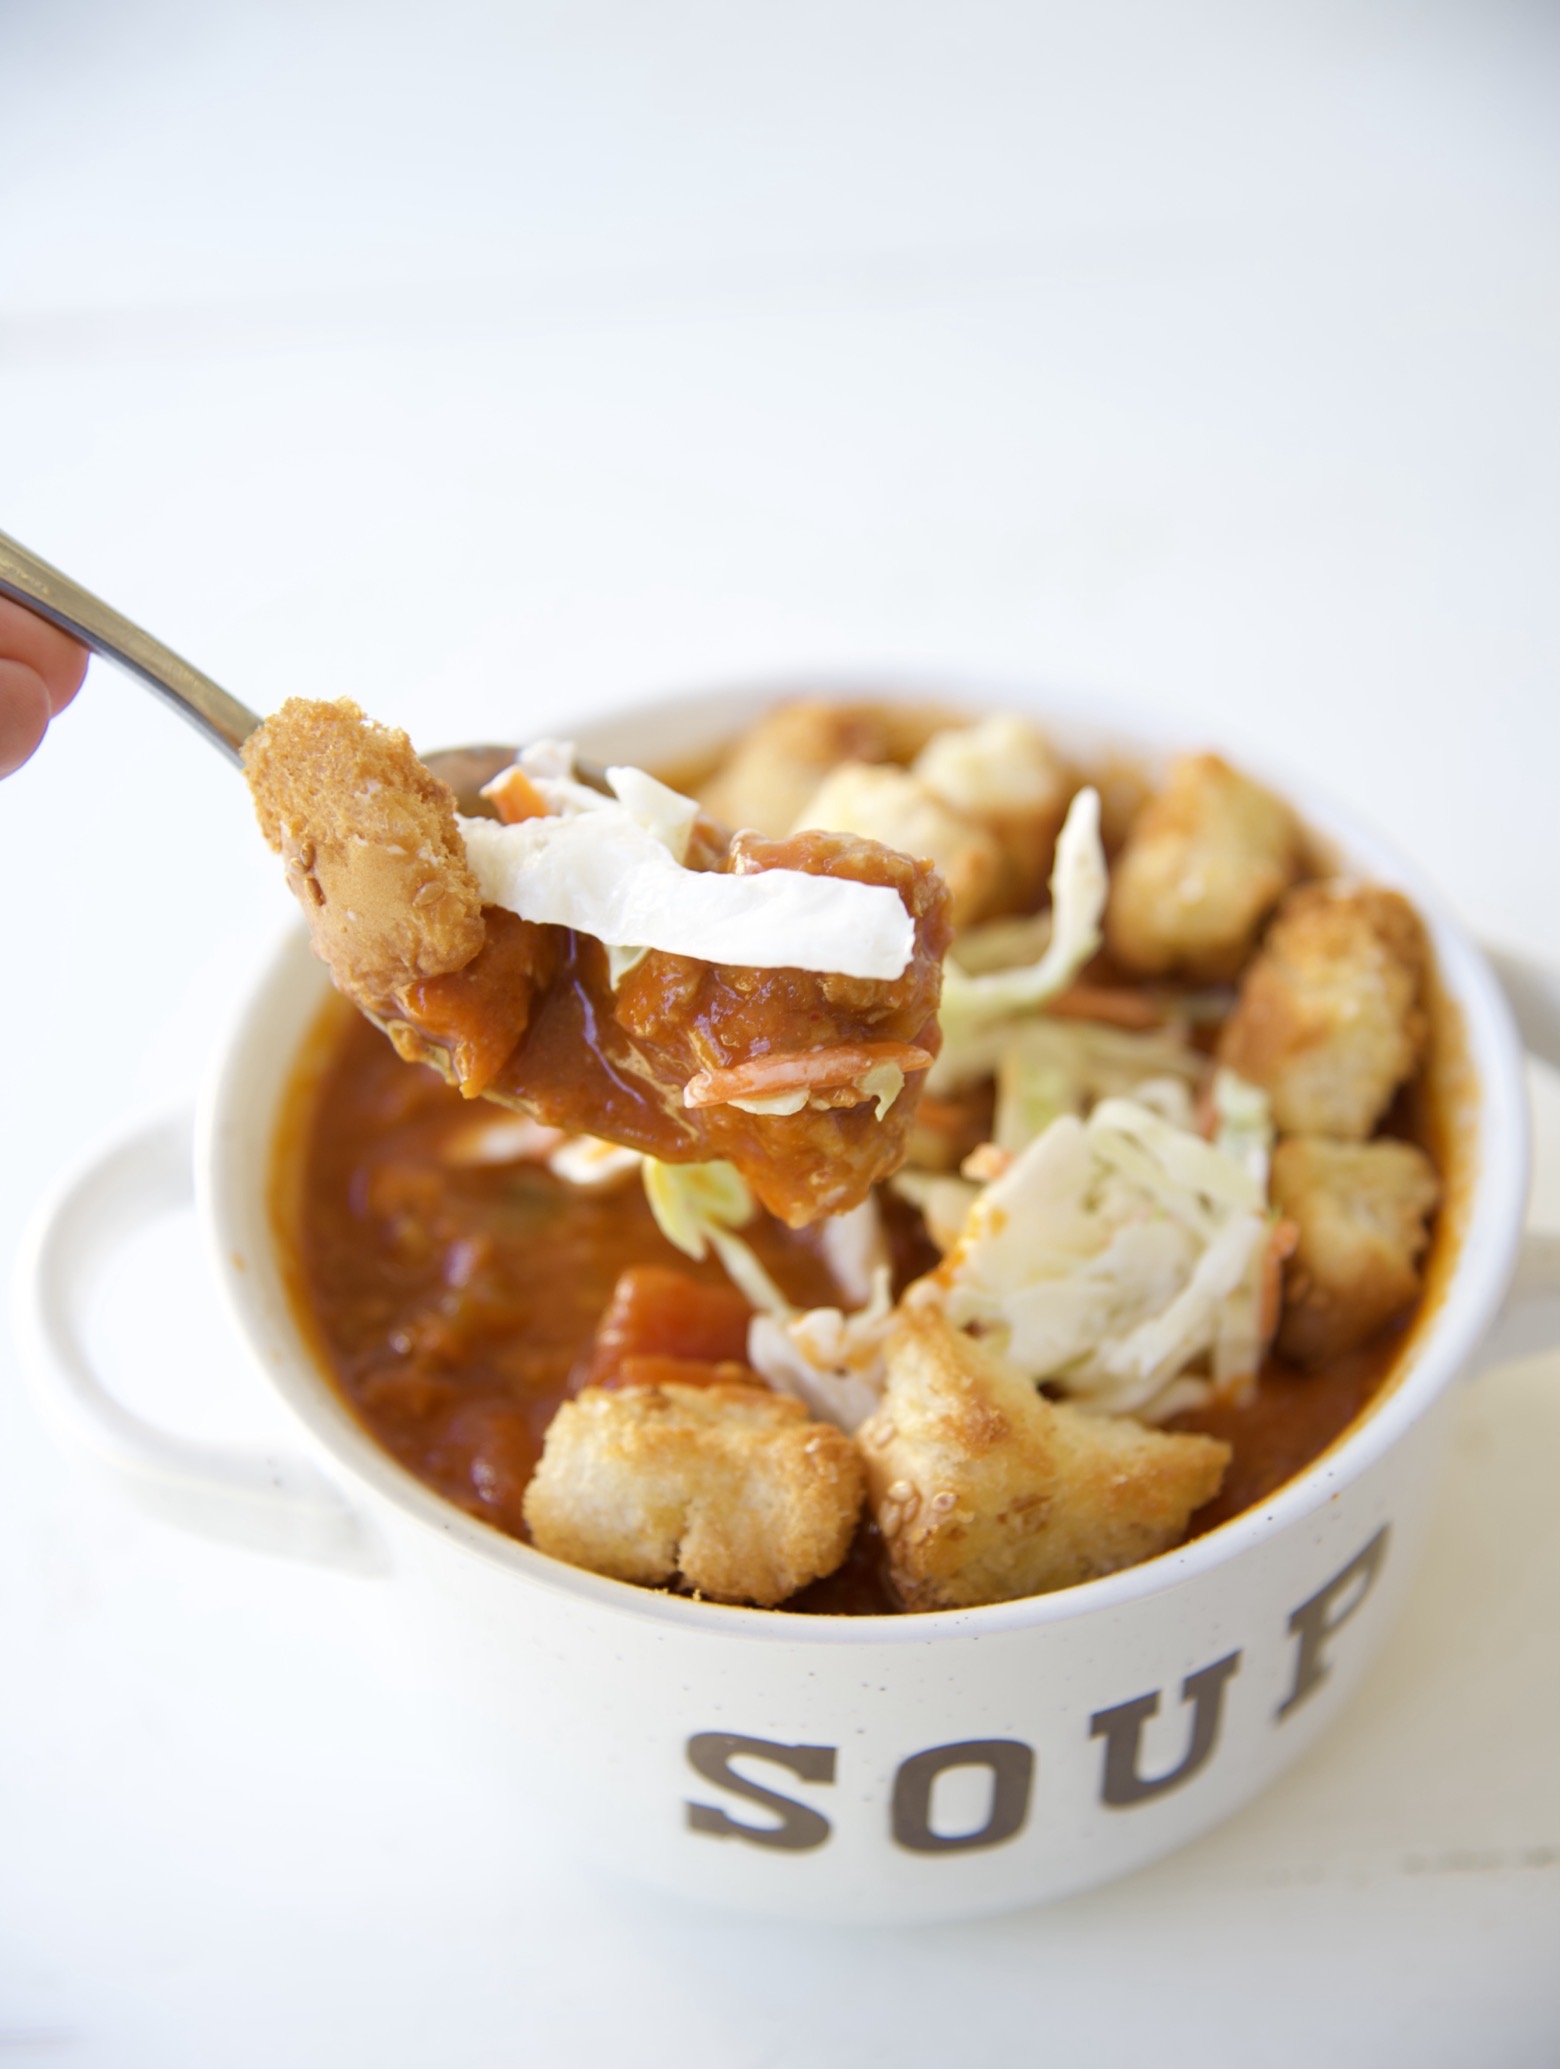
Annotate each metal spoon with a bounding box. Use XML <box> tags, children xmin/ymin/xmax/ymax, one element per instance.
<box><xmin>0</xmin><ymin>526</ymin><xmax>568</xmax><ymax>814</ymax></box>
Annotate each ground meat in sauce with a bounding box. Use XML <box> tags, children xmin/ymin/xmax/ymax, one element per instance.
<box><xmin>457</xmin><ymin>826</ymin><xmax>953</xmax><ymax>1228</ymax></box>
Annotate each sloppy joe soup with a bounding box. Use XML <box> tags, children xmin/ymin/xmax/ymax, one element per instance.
<box><xmin>265</xmin><ymin>686</ymin><xmax>1477</xmax><ymax>1618</ymax></box>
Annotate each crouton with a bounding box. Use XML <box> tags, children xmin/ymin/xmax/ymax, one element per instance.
<box><xmin>1271</xmin><ymin>1136</ymin><xmax>1440</xmax><ymax>1364</ymax></box>
<box><xmin>244</xmin><ymin>697</ymin><xmax>486</xmax><ymax>1006</ymax></box>
<box><xmin>856</xmin><ymin>1306</ymin><xmax>1229</xmax><ymax>1609</ymax></box>
<box><xmin>244</xmin><ymin>698</ymin><xmax>547</xmax><ymax>1095</ymax></box>
<box><xmin>1217</xmin><ymin>881</ymin><xmax>1428</xmax><ymax>1138</ymax></box>
<box><xmin>699</xmin><ymin>698</ymin><xmax>968</xmax><ymax>836</ymax></box>
<box><xmin>697</xmin><ymin>700</ymin><xmax>899</xmax><ymax>837</ymax></box>
<box><xmin>912</xmin><ymin>715</ymin><xmax>1074</xmax><ymax>910</ymax></box>
<box><xmin>906</xmin><ymin>715</ymin><xmax>1075</xmax><ymax>910</ymax></box>
<box><xmin>793</xmin><ymin>762</ymin><xmax>1005</xmax><ymax>930</ymax></box>
<box><xmin>522</xmin><ymin>1382</ymin><xmax>865</xmax><ymax>1607</ymax></box>
<box><xmin>1106</xmin><ymin>753</ymin><xmax>1301</xmax><ymax>980</ymax></box>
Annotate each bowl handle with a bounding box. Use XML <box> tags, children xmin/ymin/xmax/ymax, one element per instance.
<box><xmin>1483</xmin><ymin>941</ymin><xmax>1560</xmax><ymax>1074</ymax></box>
<box><xmin>11</xmin><ymin>1109</ymin><xmax>384</xmax><ymax>1572</ymax></box>
<box><xmin>1474</xmin><ymin>1231</ymin><xmax>1560</xmax><ymax>1375</ymax></box>
<box><xmin>1476</xmin><ymin>942</ymin><xmax>1560</xmax><ymax>1371</ymax></box>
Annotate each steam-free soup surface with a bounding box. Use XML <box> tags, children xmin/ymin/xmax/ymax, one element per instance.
<box><xmin>277</xmin><ymin>1001</ymin><xmax>1404</xmax><ymax>1613</ymax></box>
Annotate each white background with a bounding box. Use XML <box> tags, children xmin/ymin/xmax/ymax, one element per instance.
<box><xmin>2</xmin><ymin>2</ymin><xmax>1558</xmax><ymax>2061</ymax></box>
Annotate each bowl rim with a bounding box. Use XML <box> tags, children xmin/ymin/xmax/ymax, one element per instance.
<box><xmin>199</xmin><ymin>674</ymin><xmax>1532</xmax><ymax>1647</ymax></box>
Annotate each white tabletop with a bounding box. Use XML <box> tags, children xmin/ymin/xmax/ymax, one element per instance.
<box><xmin>3</xmin><ymin>4</ymin><xmax>1558</xmax><ymax>2062</ymax></box>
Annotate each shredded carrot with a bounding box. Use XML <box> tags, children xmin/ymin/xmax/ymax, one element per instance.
<box><xmin>1261</xmin><ymin>1219</ymin><xmax>1301</xmax><ymax>1341</ymax></box>
<box><xmin>483</xmin><ymin>766</ymin><xmax>550</xmax><ymax>825</ymax></box>
<box><xmin>1046</xmin><ymin>983</ymin><xmax>1167</xmax><ymax>1030</ymax></box>
<box><xmin>960</xmin><ymin>1142</ymin><xmax>1012</xmax><ymax>1183</ymax></box>
<box><xmin>683</xmin><ymin>1040</ymin><xmax>934</xmax><ymax>1110</ymax></box>
<box><xmin>1194</xmin><ymin>1080</ymin><xmax>1218</xmax><ymax>1139</ymax></box>
<box><xmin>913</xmin><ymin>1093</ymin><xmax>977</xmax><ymax>1136</ymax></box>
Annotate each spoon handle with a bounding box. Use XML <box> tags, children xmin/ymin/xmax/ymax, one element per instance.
<box><xmin>0</xmin><ymin>527</ymin><xmax>261</xmax><ymax>765</ymax></box>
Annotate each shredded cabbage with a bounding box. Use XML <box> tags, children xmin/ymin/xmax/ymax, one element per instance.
<box><xmin>640</xmin><ymin>1158</ymin><xmax>791</xmax><ymax>1317</ymax></box>
<box><xmin>546</xmin><ymin>1136</ymin><xmax>643</xmax><ymax>1189</ymax></box>
<box><xmin>459</xmin><ymin>743</ymin><xmax>914</xmax><ymax>983</ymax></box>
<box><xmin>604</xmin><ymin>762</ymin><xmax>700</xmax><ymax>861</ymax></box>
<box><xmin>727</xmin><ymin>1088</ymin><xmax>810</xmax><ymax>1116</ymax></box>
<box><xmin>747</xmin><ymin>1269</ymin><xmax>895</xmax><ymax>1432</ymax></box>
<box><xmin>951</xmin><ymin>910</ymin><xmax>1055</xmax><ymax>976</ymax></box>
<box><xmin>1211</xmin><ymin>1066</ymin><xmax>1274</xmax><ymax>1191</ymax></box>
<box><xmin>935</xmin><ymin>1094</ymin><xmax>1273</xmax><ymax>1421</ymax></box>
<box><xmin>1088</xmin><ymin>1096</ymin><xmax>1263</xmax><ymax>1223</ymax></box>
<box><xmin>929</xmin><ymin>786</ymin><xmax>1108</xmax><ymax>1092</ymax></box>
<box><xmin>712</xmin><ymin>1062</ymin><xmax>906</xmax><ymax>1122</ymax></box>
<box><xmin>888</xmin><ymin>1170</ymin><xmax>983</xmax><ymax>1253</ymax></box>
<box><xmin>640</xmin><ymin>1164</ymin><xmax>893</xmax><ymax>1428</ymax></box>
<box><xmin>989</xmin><ymin>1018</ymin><xmax>1205</xmax><ymax>1154</ymax></box>
<box><xmin>816</xmin><ymin>1194</ymin><xmax>890</xmax><ymax>1308</ymax></box>
<box><xmin>856</xmin><ymin>1061</ymin><xmax>906</xmax><ymax>1123</ymax></box>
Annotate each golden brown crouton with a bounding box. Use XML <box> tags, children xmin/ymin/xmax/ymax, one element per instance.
<box><xmin>793</xmin><ymin>762</ymin><xmax>1005</xmax><ymax>930</ymax></box>
<box><xmin>522</xmin><ymin>1382</ymin><xmax>865</xmax><ymax>1607</ymax></box>
<box><xmin>698</xmin><ymin>700</ymin><xmax>898</xmax><ymax>837</ymax></box>
<box><xmin>912</xmin><ymin>715</ymin><xmax>1074</xmax><ymax>909</ymax></box>
<box><xmin>1217</xmin><ymin>881</ymin><xmax>1428</xmax><ymax>1139</ymax></box>
<box><xmin>1106</xmin><ymin>753</ymin><xmax>1301</xmax><ymax>980</ymax></box>
<box><xmin>856</xmin><ymin>1307</ymin><xmax>1229</xmax><ymax>1609</ymax></box>
<box><xmin>698</xmin><ymin>698</ymin><xmax>963</xmax><ymax>836</ymax></box>
<box><xmin>1271</xmin><ymin>1136</ymin><xmax>1440</xmax><ymax>1364</ymax></box>
<box><xmin>244</xmin><ymin>697</ymin><xmax>486</xmax><ymax>1009</ymax></box>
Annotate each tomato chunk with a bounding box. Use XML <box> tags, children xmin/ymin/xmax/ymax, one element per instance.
<box><xmin>582</xmin><ymin>1266</ymin><xmax>754</xmax><ymax>1388</ymax></box>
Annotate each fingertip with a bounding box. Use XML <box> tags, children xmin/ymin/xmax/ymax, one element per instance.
<box><xmin>0</xmin><ymin>661</ymin><xmax>52</xmax><ymax>779</ymax></box>
<box><xmin>0</xmin><ymin>595</ymin><xmax>90</xmax><ymax>714</ymax></box>
<box><xmin>47</xmin><ymin>640</ymin><xmax>89</xmax><ymax>717</ymax></box>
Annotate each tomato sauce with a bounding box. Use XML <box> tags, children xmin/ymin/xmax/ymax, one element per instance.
<box><xmin>279</xmin><ymin>1002</ymin><xmax>841</xmax><ymax>1541</ymax></box>
<box><xmin>274</xmin><ymin>993</ymin><xmax>1408</xmax><ymax>1612</ymax></box>
<box><xmin>391</xmin><ymin>824</ymin><xmax>952</xmax><ymax>1230</ymax></box>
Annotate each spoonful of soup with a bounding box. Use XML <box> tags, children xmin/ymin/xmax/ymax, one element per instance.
<box><xmin>245</xmin><ymin>698</ymin><xmax>950</xmax><ymax>1225</ymax></box>
<box><xmin>0</xmin><ymin>528</ymin><xmax>950</xmax><ymax>1225</ymax></box>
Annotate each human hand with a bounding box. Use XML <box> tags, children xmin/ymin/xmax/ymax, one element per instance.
<box><xmin>0</xmin><ymin>596</ymin><xmax>89</xmax><ymax>777</ymax></box>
